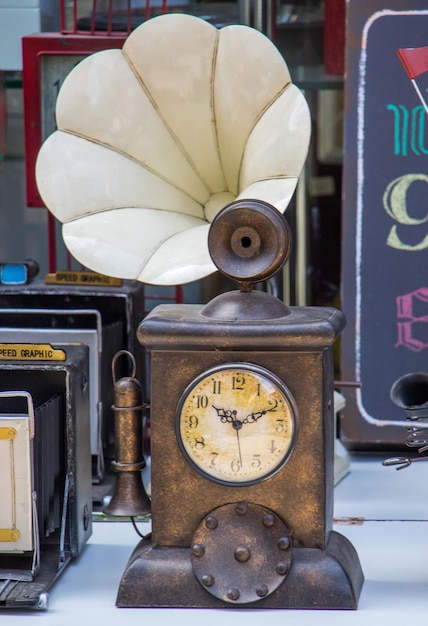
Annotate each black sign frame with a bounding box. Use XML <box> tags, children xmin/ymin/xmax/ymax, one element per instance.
<box><xmin>341</xmin><ymin>1</ymin><xmax>428</xmax><ymax>449</ymax></box>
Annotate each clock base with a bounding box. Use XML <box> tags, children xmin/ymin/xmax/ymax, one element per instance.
<box><xmin>116</xmin><ymin>529</ymin><xmax>363</xmax><ymax>609</ymax></box>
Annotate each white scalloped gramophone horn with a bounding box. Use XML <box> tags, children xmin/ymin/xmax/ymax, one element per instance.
<box><xmin>35</xmin><ymin>13</ymin><xmax>311</xmax><ymax>286</ymax></box>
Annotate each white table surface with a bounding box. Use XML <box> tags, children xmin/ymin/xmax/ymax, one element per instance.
<box><xmin>4</xmin><ymin>452</ymin><xmax>428</xmax><ymax>624</ymax></box>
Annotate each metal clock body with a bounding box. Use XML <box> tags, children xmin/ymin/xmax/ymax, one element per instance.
<box><xmin>115</xmin><ymin>201</ymin><xmax>363</xmax><ymax>609</ymax></box>
<box><xmin>117</xmin><ymin>302</ymin><xmax>363</xmax><ymax>608</ymax></box>
<box><xmin>177</xmin><ymin>363</ymin><xmax>297</xmax><ymax>486</ymax></box>
<box><xmin>136</xmin><ymin>304</ymin><xmax>339</xmax><ymax>551</ymax></box>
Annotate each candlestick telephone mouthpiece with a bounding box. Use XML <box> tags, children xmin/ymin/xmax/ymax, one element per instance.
<box><xmin>202</xmin><ymin>199</ymin><xmax>292</xmax><ymax>321</ymax></box>
<box><xmin>390</xmin><ymin>372</ymin><xmax>428</xmax><ymax>418</ymax></box>
<box><xmin>208</xmin><ymin>199</ymin><xmax>292</xmax><ymax>290</ymax></box>
<box><xmin>104</xmin><ymin>350</ymin><xmax>151</xmax><ymax>517</ymax></box>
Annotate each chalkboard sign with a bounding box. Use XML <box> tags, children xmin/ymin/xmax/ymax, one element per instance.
<box><xmin>341</xmin><ymin>1</ymin><xmax>428</xmax><ymax>449</ymax></box>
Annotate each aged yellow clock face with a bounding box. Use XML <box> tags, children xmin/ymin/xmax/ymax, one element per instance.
<box><xmin>177</xmin><ymin>363</ymin><xmax>297</xmax><ymax>485</ymax></box>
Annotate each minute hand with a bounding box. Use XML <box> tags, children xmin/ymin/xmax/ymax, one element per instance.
<box><xmin>242</xmin><ymin>399</ymin><xmax>278</xmax><ymax>424</ymax></box>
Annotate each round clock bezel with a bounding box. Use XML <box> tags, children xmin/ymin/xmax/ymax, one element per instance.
<box><xmin>175</xmin><ymin>362</ymin><xmax>298</xmax><ymax>487</ymax></box>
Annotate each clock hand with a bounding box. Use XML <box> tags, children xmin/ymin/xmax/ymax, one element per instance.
<box><xmin>212</xmin><ymin>406</ymin><xmax>243</xmax><ymax>429</ymax></box>
<box><xmin>235</xmin><ymin>426</ymin><xmax>243</xmax><ymax>468</ymax></box>
<box><xmin>243</xmin><ymin>398</ymin><xmax>278</xmax><ymax>424</ymax></box>
<box><xmin>212</xmin><ymin>406</ymin><xmax>243</xmax><ymax>468</ymax></box>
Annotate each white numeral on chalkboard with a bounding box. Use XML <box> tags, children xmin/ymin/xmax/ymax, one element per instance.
<box><xmin>387</xmin><ymin>104</ymin><xmax>428</xmax><ymax>156</ymax></box>
<box><xmin>383</xmin><ymin>173</ymin><xmax>428</xmax><ymax>250</ymax></box>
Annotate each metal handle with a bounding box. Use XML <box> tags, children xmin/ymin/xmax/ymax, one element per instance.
<box><xmin>0</xmin><ymin>390</ymin><xmax>35</xmax><ymax>438</ymax></box>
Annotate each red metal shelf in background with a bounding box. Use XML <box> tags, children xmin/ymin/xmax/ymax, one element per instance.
<box><xmin>22</xmin><ymin>33</ymin><xmax>127</xmax><ymax>210</ymax></box>
<box><xmin>60</xmin><ymin>0</ymin><xmax>169</xmax><ymax>35</ymax></box>
<box><xmin>22</xmin><ymin>33</ymin><xmax>128</xmax><ymax>272</ymax></box>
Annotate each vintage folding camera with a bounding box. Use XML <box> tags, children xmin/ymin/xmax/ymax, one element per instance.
<box><xmin>0</xmin><ymin>345</ymin><xmax>92</xmax><ymax>609</ymax></box>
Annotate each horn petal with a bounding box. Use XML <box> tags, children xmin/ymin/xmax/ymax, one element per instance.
<box><xmin>63</xmin><ymin>209</ymin><xmax>208</xmax><ymax>281</ymax></box>
<box><xmin>124</xmin><ymin>14</ymin><xmax>224</xmax><ymax>195</ymax></box>
<box><xmin>36</xmin><ymin>132</ymin><xmax>205</xmax><ymax>222</ymax></box>
<box><xmin>214</xmin><ymin>24</ymin><xmax>292</xmax><ymax>197</ymax></box>
<box><xmin>137</xmin><ymin>223</ymin><xmax>213</xmax><ymax>285</ymax></box>
<box><xmin>240</xmin><ymin>85</ymin><xmax>311</xmax><ymax>192</ymax></box>
<box><xmin>236</xmin><ymin>179</ymin><xmax>300</xmax><ymax>214</ymax></box>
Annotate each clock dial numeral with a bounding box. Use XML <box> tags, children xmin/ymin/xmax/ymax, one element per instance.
<box><xmin>194</xmin><ymin>436</ymin><xmax>205</xmax><ymax>450</ymax></box>
<box><xmin>196</xmin><ymin>395</ymin><xmax>208</xmax><ymax>408</ymax></box>
<box><xmin>177</xmin><ymin>364</ymin><xmax>297</xmax><ymax>485</ymax></box>
<box><xmin>275</xmin><ymin>419</ymin><xmax>287</xmax><ymax>433</ymax></box>
<box><xmin>210</xmin><ymin>452</ymin><xmax>218</xmax><ymax>467</ymax></box>
<box><xmin>251</xmin><ymin>455</ymin><xmax>261</xmax><ymax>468</ymax></box>
<box><xmin>212</xmin><ymin>380</ymin><xmax>221</xmax><ymax>394</ymax></box>
<box><xmin>231</xmin><ymin>459</ymin><xmax>242</xmax><ymax>473</ymax></box>
<box><xmin>232</xmin><ymin>375</ymin><xmax>245</xmax><ymax>390</ymax></box>
<box><xmin>188</xmin><ymin>415</ymin><xmax>199</xmax><ymax>429</ymax></box>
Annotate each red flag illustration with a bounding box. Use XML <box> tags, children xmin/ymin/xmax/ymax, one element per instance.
<box><xmin>397</xmin><ymin>46</ymin><xmax>428</xmax><ymax>79</ymax></box>
<box><xmin>397</xmin><ymin>46</ymin><xmax>428</xmax><ymax>115</ymax></box>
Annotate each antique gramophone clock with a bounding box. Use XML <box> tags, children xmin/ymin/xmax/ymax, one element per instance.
<box><xmin>116</xmin><ymin>199</ymin><xmax>363</xmax><ymax>609</ymax></box>
<box><xmin>33</xmin><ymin>12</ymin><xmax>363</xmax><ymax>610</ymax></box>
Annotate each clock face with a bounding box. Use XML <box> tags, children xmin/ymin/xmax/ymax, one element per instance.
<box><xmin>176</xmin><ymin>363</ymin><xmax>297</xmax><ymax>486</ymax></box>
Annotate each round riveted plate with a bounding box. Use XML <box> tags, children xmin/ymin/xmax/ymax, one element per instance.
<box><xmin>191</xmin><ymin>501</ymin><xmax>292</xmax><ymax>604</ymax></box>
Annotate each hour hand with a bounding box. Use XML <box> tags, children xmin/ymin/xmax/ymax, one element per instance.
<box><xmin>212</xmin><ymin>406</ymin><xmax>244</xmax><ymax>431</ymax></box>
<box><xmin>212</xmin><ymin>406</ymin><xmax>236</xmax><ymax>423</ymax></box>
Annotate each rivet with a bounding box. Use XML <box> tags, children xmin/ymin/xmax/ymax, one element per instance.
<box><xmin>276</xmin><ymin>561</ymin><xmax>289</xmax><ymax>575</ymax></box>
<box><xmin>256</xmin><ymin>584</ymin><xmax>269</xmax><ymax>598</ymax></box>
<box><xmin>234</xmin><ymin>545</ymin><xmax>251</xmax><ymax>562</ymax></box>
<box><xmin>278</xmin><ymin>536</ymin><xmax>290</xmax><ymax>550</ymax></box>
<box><xmin>201</xmin><ymin>574</ymin><xmax>215</xmax><ymax>587</ymax></box>
<box><xmin>262</xmin><ymin>513</ymin><xmax>275</xmax><ymax>527</ymax></box>
<box><xmin>235</xmin><ymin>501</ymin><xmax>248</xmax><ymax>516</ymax></box>
<box><xmin>227</xmin><ymin>587</ymin><xmax>240</xmax><ymax>601</ymax></box>
<box><xmin>192</xmin><ymin>543</ymin><xmax>205</xmax><ymax>557</ymax></box>
<box><xmin>205</xmin><ymin>515</ymin><xmax>218</xmax><ymax>530</ymax></box>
